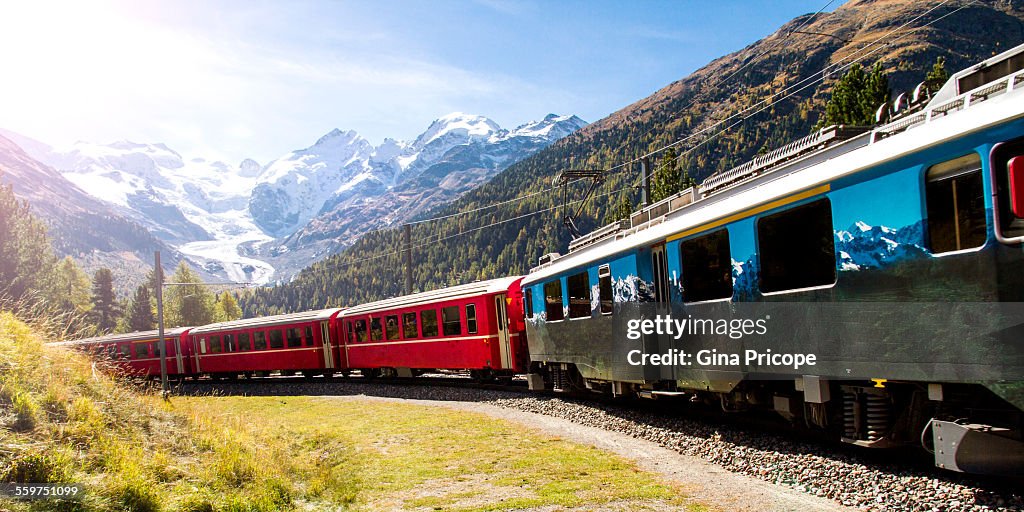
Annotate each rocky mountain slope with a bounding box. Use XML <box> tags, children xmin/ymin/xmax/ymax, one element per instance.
<box><xmin>4</xmin><ymin>113</ymin><xmax>584</xmax><ymax>284</ymax></box>
<box><xmin>239</xmin><ymin>0</ymin><xmax>1024</xmax><ymax>314</ymax></box>
<box><xmin>0</xmin><ymin>133</ymin><xmax>190</xmax><ymax>293</ymax></box>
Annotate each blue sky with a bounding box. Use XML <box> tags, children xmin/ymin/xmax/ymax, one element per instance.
<box><xmin>0</xmin><ymin>0</ymin><xmax>838</xmax><ymax>164</ymax></box>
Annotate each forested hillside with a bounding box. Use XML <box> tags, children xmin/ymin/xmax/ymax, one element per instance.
<box><xmin>240</xmin><ymin>0</ymin><xmax>1024</xmax><ymax>315</ymax></box>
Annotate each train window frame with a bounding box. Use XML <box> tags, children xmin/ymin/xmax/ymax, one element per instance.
<box><xmin>254</xmin><ymin>331</ymin><xmax>267</xmax><ymax>350</ymax></box>
<box><xmin>224</xmin><ymin>333</ymin><xmax>235</xmax><ymax>352</ymax></box>
<box><xmin>756</xmin><ymin>198</ymin><xmax>837</xmax><ymax>294</ymax></box>
<box><xmin>543</xmin><ymin>280</ymin><xmax>565</xmax><ymax>322</ymax></box>
<box><xmin>269</xmin><ymin>329</ymin><xmax>284</xmax><ymax>349</ymax></box>
<box><xmin>680</xmin><ymin>228</ymin><xmax>734</xmax><ymax>303</ymax></box>
<box><xmin>598</xmin><ymin>265</ymin><xmax>613</xmax><ymax>315</ymax></box>
<box><xmin>925</xmin><ymin>153</ymin><xmax>987</xmax><ymax>254</ymax></box>
<box><xmin>370</xmin><ymin>317</ymin><xmax>383</xmax><ymax>341</ymax></box>
<box><xmin>238</xmin><ymin>332</ymin><xmax>251</xmax><ymax>351</ymax></box>
<box><xmin>286</xmin><ymin>327</ymin><xmax>302</xmax><ymax>348</ymax></box>
<box><xmin>403</xmin><ymin>312</ymin><xmax>418</xmax><ymax>339</ymax></box>
<box><xmin>119</xmin><ymin>344</ymin><xmax>130</xmax><ymax>359</ymax></box>
<box><xmin>442</xmin><ymin>306</ymin><xmax>462</xmax><ymax>336</ymax></box>
<box><xmin>524</xmin><ymin>289</ymin><xmax>534</xmax><ymax>318</ymax></box>
<box><xmin>421</xmin><ymin>310</ymin><xmax>439</xmax><ymax>337</ymax></box>
<box><xmin>466</xmin><ymin>304</ymin><xmax>477</xmax><ymax>334</ymax></box>
<box><xmin>305</xmin><ymin>326</ymin><xmax>314</xmax><ymax>346</ymax></box>
<box><xmin>209</xmin><ymin>335</ymin><xmax>222</xmax><ymax>354</ymax></box>
<box><xmin>136</xmin><ymin>343</ymin><xmax>149</xmax><ymax>358</ymax></box>
<box><xmin>385</xmin><ymin>315</ymin><xmax>400</xmax><ymax>341</ymax></box>
<box><xmin>567</xmin><ymin>271</ymin><xmax>591</xmax><ymax>319</ymax></box>
<box><xmin>354</xmin><ymin>319</ymin><xmax>368</xmax><ymax>342</ymax></box>
<box><xmin>992</xmin><ymin>140</ymin><xmax>1024</xmax><ymax>241</ymax></box>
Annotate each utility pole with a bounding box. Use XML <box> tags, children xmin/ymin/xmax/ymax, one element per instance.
<box><xmin>153</xmin><ymin>251</ymin><xmax>249</xmax><ymax>396</ymax></box>
<box><xmin>155</xmin><ymin>251</ymin><xmax>167</xmax><ymax>394</ymax></box>
<box><xmin>403</xmin><ymin>224</ymin><xmax>413</xmax><ymax>295</ymax></box>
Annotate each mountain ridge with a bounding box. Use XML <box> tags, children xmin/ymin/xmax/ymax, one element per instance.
<box><xmin>237</xmin><ymin>0</ymin><xmax>1024</xmax><ymax>315</ymax></box>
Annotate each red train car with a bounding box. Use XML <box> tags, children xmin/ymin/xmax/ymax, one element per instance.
<box><xmin>338</xmin><ymin>277</ymin><xmax>528</xmax><ymax>379</ymax></box>
<box><xmin>57</xmin><ymin>327</ymin><xmax>194</xmax><ymax>378</ymax></box>
<box><xmin>187</xmin><ymin>309</ymin><xmax>343</xmax><ymax>378</ymax></box>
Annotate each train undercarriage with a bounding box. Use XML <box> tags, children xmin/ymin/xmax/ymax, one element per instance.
<box><xmin>531</xmin><ymin>362</ymin><xmax>1024</xmax><ymax>476</ymax></box>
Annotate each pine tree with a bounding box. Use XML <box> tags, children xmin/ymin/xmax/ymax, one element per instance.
<box><xmin>213</xmin><ymin>291</ymin><xmax>242</xmax><ymax>322</ymax></box>
<box><xmin>90</xmin><ymin>268</ymin><xmax>119</xmax><ymax>333</ymax></box>
<box><xmin>0</xmin><ymin>181</ymin><xmax>57</xmax><ymax>305</ymax></box>
<box><xmin>925</xmin><ymin>56</ymin><xmax>949</xmax><ymax>95</ymax></box>
<box><xmin>51</xmin><ymin>256</ymin><xmax>92</xmax><ymax>317</ymax></box>
<box><xmin>165</xmin><ymin>262</ymin><xmax>215</xmax><ymax>327</ymax></box>
<box><xmin>127</xmin><ymin>284</ymin><xmax>155</xmax><ymax>331</ymax></box>
<box><xmin>651</xmin><ymin>148</ymin><xmax>682</xmax><ymax>203</ymax></box>
<box><xmin>818</xmin><ymin>62</ymin><xmax>891</xmax><ymax>128</ymax></box>
<box><xmin>605</xmin><ymin>195</ymin><xmax>634</xmax><ymax>224</ymax></box>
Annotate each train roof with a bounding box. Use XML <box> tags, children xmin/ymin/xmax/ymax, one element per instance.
<box><xmin>341</xmin><ymin>276</ymin><xmax>522</xmax><ymax>317</ymax></box>
<box><xmin>188</xmin><ymin>308</ymin><xmax>343</xmax><ymax>335</ymax></box>
<box><xmin>58</xmin><ymin>326</ymin><xmax>193</xmax><ymax>346</ymax></box>
<box><xmin>524</xmin><ymin>44</ymin><xmax>1024</xmax><ymax>285</ymax></box>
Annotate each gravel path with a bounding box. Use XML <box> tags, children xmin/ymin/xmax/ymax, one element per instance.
<box><xmin>179</xmin><ymin>379</ymin><xmax>1024</xmax><ymax>512</ymax></box>
<box><xmin>343</xmin><ymin>394</ymin><xmax>851</xmax><ymax>512</ymax></box>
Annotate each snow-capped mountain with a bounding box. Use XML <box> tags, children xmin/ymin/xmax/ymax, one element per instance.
<box><xmin>834</xmin><ymin>221</ymin><xmax>927</xmax><ymax>271</ymax></box>
<box><xmin>5</xmin><ymin>112</ymin><xmax>586</xmax><ymax>284</ymax></box>
<box><xmin>252</xmin><ymin>113</ymin><xmax>587</xmax><ymax>277</ymax></box>
<box><xmin>250</xmin><ymin>113</ymin><xmax>586</xmax><ymax>241</ymax></box>
<box><xmin>9</xmin><ymin>135</ymin><xmax>275</xmax><ymax>283</ymax></box>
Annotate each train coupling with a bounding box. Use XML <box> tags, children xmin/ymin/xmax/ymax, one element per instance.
<box><xmin>931</xmin><ymin>419</ymin><xmax>1024</xmax><ymax>475</ymax></box>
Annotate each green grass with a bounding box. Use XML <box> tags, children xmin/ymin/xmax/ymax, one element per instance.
<box><xmin>180</xmin><ymin>396</ymin><xmax>708</xmax><ymax>511</ymax></box>
<box><xmin>0</xmin><ymin>311</ymin><xmax>707</xmax><ymax>511</ymax></box>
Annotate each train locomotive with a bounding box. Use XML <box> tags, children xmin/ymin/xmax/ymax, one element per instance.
<box><xmin>62</xmin><ymin>45</ymin><xmax>1024</xmax><ymax>476</ymax></box>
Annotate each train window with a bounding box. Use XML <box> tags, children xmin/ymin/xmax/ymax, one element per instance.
<box><xmin>370</xmin><ymin>318</ymin><xmax>383</xmax><ymax>341</ymax></box>
<box><xmin>254</xmin><ymin>331</ymin><xmax>267</xmax><ymax>350</ymax></box>
<box><xmin>524</xmin><ymin>289</ymin><xmax>534</xmax><ymax>318</ymax></box>
<box><xmin>403</xmin><ymin>313</ymin><xmax>418</xmax><ymax>339</ymax></box>
<box><xmin>422</xmin><ymin>310</ymin><xmax>439</xmax><ymax>337</ymax></box>
<box><xmin>120</xmin><ymin>344</ymin><xmax>130</xmax><ymax>359</ymax></box>
<box><xmin>108</xmin><ymin>345</ymin><xmax>117</xmax><ymax>358</ymax></box>
<box><xmin>286</xmin><ymin>328</ymin><xmax>302</xmax><ymax>348</ymax></box>
<box><xmin>926</xmin><ymin>154</ymin><xmax>986</xmax><ymax>253</ymax></box>
<box><xmin>305</xmin><ymin>326</ymin><xmax>314</xmax><ymax>346</ymax></box>
<box><xmin>209</xmin><ymin>335</ymin><xmax>222</xmax><ymax>353</ymax></box>
<box><xmin>599</xmin><ymin>266</ymin><xmax>613</xmax><ymax>315</ymax></box>
<box><xmin>269</xmin><ymin>330</ymin><xmax>284</xmax><ymax>349</ymax></box>
<box><xmin>224</xmin><ymin>334</ymin><xmax>235</xmax><ymax>352</ymax></box>
<box><xmin>757</xmin><ymin>198</ymin><xmax>836</xmax><ymax>293</ymax></box>
<box><xmin>466</xmin><ymin>304</ymin><xmax>477</xmax><ymax>334</ymax></box>
<box><xmin>238</xmin><ymin>333</ymin><xmax>251</xmax><ymax>351</ymax></box>
<box><xmin>567</xmin><ymin>272</ymin><xmax>591</xmax><ymax>319</ymax></box>
<box><xmin>354</xmin><ymin>319</ymin><xmax>368</xmax><ymax>342</ymax></box>
<box><xmin>544</xmin><ymin>280</ymin><xmax>565</xmax><ymax>321</ymax></box>
<box><xmin>136</xmin><ymin>343</ymin><xmax>149</xmax><ymax>358</ymax></box>
<box><xmin>442</xmin><ymin>306</ymin><xmax>461</xmax><ymax>336</ymax></box>
<box><xmin>385</xmin><ymin>315</ymin><xmax>400</xmax><ymax>340</ymax></box>
<box><xmin>680</xmin><ymin>229</ymin><xmax>733</xmax><ymax>302</ymax></box>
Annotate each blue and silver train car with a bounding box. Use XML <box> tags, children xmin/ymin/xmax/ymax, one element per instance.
<box><xmin>523</xmin><ymin>45</ymin><xmax>1024</xmax><ymax>474</ymax></box>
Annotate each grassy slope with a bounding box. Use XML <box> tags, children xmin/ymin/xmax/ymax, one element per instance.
<box><xmin>0</xmin><ymin>312</ymin><xmax>706</xmax><ymax>511</ymax></box>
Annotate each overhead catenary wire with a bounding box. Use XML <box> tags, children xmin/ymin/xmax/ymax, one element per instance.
<box><xmin>624</xmin><ymin>0</ymin><xmax>968</xmax><ymax>189</ymax></box>
<box><xmin>403</xmin><ymin>0</ymin><xmax>838</xmax><ymax>229</ymax></box>
<box><xmin>312</xmin><ymin>0</ymin><xmax>974</xmax><ymax>278</ymax></box>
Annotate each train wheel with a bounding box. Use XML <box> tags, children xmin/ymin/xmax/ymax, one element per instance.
<box><xmin>362</xmin><ymin>369</ymin><xmax>379</xmax><ymax>379</ymax></box>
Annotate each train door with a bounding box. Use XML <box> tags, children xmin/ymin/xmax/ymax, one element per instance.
<box><xmin>320</xmin><ymin>321</ymin><xmax>335</xmax><ymax>369</ymax></box>
<box><xmin>173</xmin><ymin>336</ymin><xmax>184</xmax><ymax>374</ymax></box>
<box><xmin>651</xmin><ymin>243</ymin><xmax>670</xmax><ymax>306</ymax></box>
<box><xmin>495</xmin><ymin>295</ymin><xmax>512</xmax><ymax>369</ymax></box>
